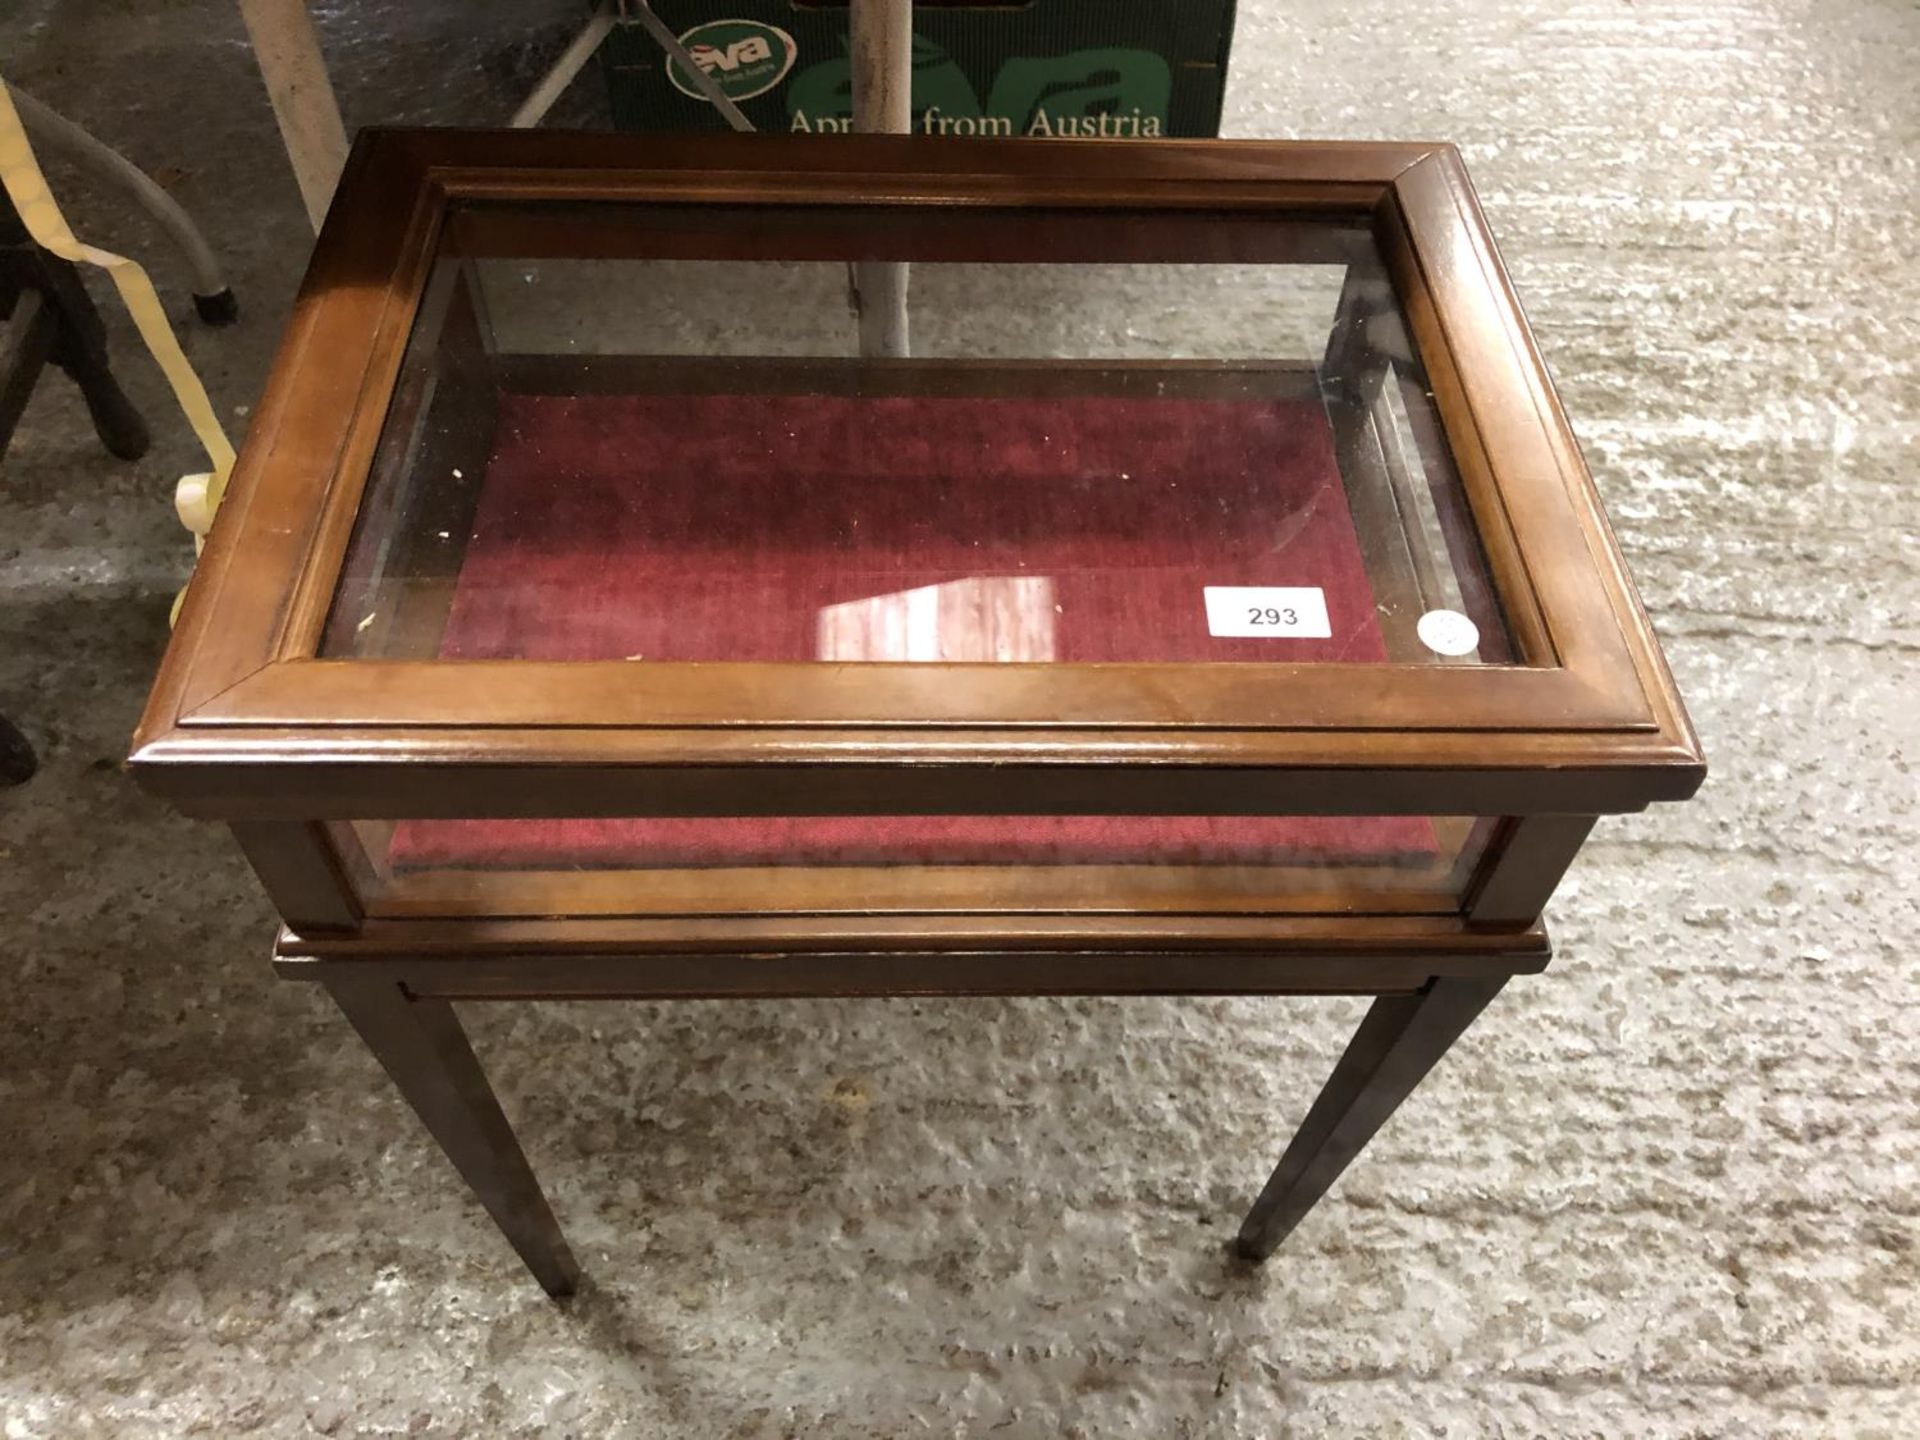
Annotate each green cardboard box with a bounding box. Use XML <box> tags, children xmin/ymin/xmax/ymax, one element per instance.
<box><xmin>599</xmin><ymin>1</ymin><xmax>1236</xmax><ymax>138</ymax></box>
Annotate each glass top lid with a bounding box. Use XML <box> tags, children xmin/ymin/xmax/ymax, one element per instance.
<box><xmin>323</xmin><ymin>202</ymin><xmax>1511</xmax><ymax>668</ymax></box>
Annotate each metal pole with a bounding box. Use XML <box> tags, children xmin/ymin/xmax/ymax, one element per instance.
<box><xmin>236</xmin><ymin>0</ymin><xmax>349</xmax><ymax>231</ymax></box>
<box><xmin>508</xmin><ymin>1</ymin><xmax>621</xmax><ymax>129</ymax></box>
<box><xmin>849</xmin><ymin>0</ymin><xmax>910</xmax><ymax>358</ymax></box>
<box><xmin>624</xmin><ymin>1</ymin><xmax>756</xmax><ymax>133</ymax></box>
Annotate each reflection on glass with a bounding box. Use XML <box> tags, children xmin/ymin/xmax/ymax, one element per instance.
<box><xmin>339</xmin><ymin>814</ymin><xmax>1501</xmax><ymax>915</ymax></box>
<box><xmin>323</xmin><ymin>207</ymin><xmax>1512</xmax><ymax>667</ymax></box>
<box><xmin>818</xmin><ymin>576</ymin><xmax>1057</xmax><ymax>662</ymax></box>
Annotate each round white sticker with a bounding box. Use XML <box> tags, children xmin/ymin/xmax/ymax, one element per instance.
<box><xmin>1417</xmin><ymin>608</ymin><xmax>1480</xmax><ymax>657</ymax></box>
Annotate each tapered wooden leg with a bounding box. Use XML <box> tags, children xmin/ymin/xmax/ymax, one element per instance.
<box><xmin>1234</xmin><ymin>976</ymin><xmax>1507</xmax><ymax>1261</ymax></box>
<box><xmin>325</xmin><ymin>977</ymin><xmax>580</xmax><ymax>1296</ymax></box>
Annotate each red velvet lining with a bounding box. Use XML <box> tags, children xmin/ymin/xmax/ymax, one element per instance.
<box><xmin>389</xmin><ymin>389</ymin><xmax>1429</xmax><ymax>871</ymax></box>
<box><xmin>392</xmin><ymin>813</ymin><xmax>1436</xmax><ymax>871</ymax></box>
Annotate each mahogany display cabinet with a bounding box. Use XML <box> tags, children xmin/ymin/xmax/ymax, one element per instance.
<box><xmin>131</xmin><ymin>130</ymin><xmax>1704</xmax><ymax>1296</ymax></box>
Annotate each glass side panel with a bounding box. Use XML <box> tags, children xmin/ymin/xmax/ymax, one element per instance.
<box><xmin>324</xmin><ymin>204</ymin><xmax>1510</xmax><ymax>666</ymax></box>
<box><xmin>340</xmin><ymin>815</ymin><xmax>1499</xmax><ymax>918</ymax></box>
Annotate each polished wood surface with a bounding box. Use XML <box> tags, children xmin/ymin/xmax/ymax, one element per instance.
<box><xmin>135</xmin><ymin>726</ymin><xmax>1702</xmax><ymax>823</ymax></box>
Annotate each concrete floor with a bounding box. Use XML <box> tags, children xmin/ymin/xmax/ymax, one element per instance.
<box><xmin>1</xmin><ymin>0</ymin><xmax>1916</xmax><ymax>1434</ymax></box>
